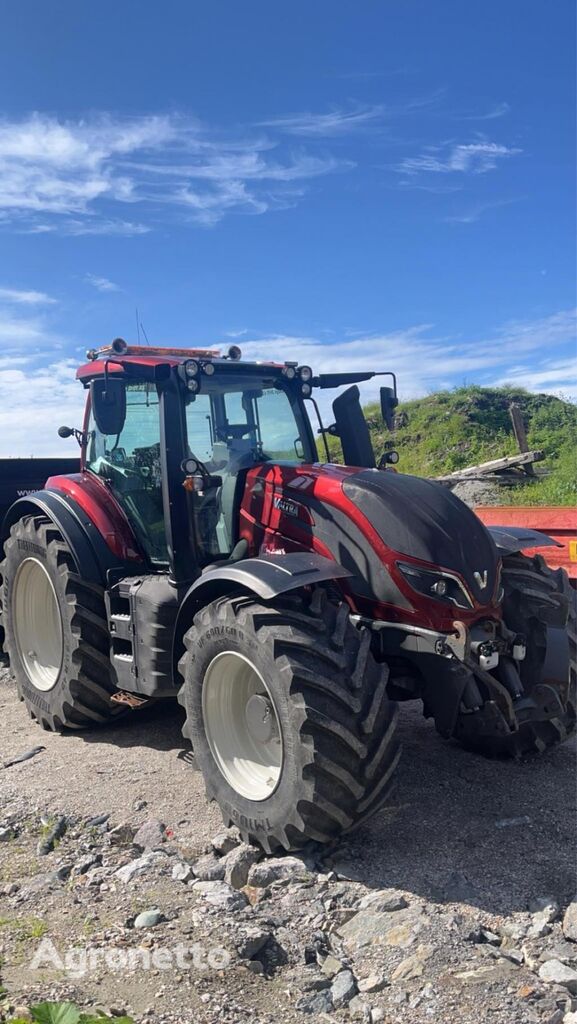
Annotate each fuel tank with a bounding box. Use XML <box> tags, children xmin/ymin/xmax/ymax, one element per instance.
<box><xmin>240</xmin><ymin>463</ymin><xmax>501</xmax><ymax>629</ymax></box>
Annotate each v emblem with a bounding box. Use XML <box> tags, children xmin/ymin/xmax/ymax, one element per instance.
<box><xmin>474</xmin><ymin>570</ymin><xmax>488</xmax><ymax>589</ymax></box>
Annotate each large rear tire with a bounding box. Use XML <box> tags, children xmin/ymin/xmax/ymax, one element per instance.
<box><xmin>177</xmin><ymin>590</ymin><xmax>400</xmax><ymax>852</ymax></box>
<box><xmin>1</xmin><ymin>515</ymin><xmax>120</xmax><ymax>730</ymax></box>
<box><xmin>454</xmin><ymin>553</ymin><xmax>576</xmax><ymax>756</ymax></box>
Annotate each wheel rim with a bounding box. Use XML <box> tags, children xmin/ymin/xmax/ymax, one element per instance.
<box><xmin>13</xmin><ymin>558</ymin><xmax>63</xmax><ymax>692</ymax></box>
<box><xmin>202</xmin><ymin>651</ymin><xmax>283</xmax><ymax>801</ymax></box>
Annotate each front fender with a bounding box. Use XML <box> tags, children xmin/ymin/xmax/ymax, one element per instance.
<box><xmin>173</xmin><ymin>551</ymin><xmax>351</xmax><ymax>668</ymax></box>
<box><xmin>487</xmin><ymin>524</ymin><xmax>562</xmax><ymax>556</ymax></box>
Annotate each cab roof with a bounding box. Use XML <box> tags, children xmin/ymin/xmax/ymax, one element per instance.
<box><xmin>76</xmin><ymin>343</ymin><xmax>284</xmax><ymax>383</ymax></box>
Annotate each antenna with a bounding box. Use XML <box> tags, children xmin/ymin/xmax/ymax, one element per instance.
<box><xmin>135</xmin><ymin>307</ymin><xmax>141</xmax><ymax>345</ymax></box>
<box><xmin>140</xmin><ymin>320</ymin><xmax>151</xmax><ymax>346</ymax></box>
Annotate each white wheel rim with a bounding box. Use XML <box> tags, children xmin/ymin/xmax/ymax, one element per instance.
<box><xmin>202</xmin><ymin>651</ymin><xmax>283</xmax><ymax>801</ymax></box>
<box><xmin>13</xmin><ymin>557</ymin><xmax>63</xmax><ymax>692</ymax></box>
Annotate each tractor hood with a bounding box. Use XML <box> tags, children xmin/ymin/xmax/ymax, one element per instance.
<box><xmin>342</xmin><ymin>470</ymin><xmax>501</xmax><ymax>605</ymax></box>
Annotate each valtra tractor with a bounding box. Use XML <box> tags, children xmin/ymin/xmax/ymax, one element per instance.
<box><xmin>1</xmin><ymin>340</ymin><xmax>574</xmax><ymax>851</ymax></box>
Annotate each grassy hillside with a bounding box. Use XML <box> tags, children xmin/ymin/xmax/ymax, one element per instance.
<box><xmin>359</xmin><ymin>385</ymin><xmax>576</xmax><ymax>505</ymax></box>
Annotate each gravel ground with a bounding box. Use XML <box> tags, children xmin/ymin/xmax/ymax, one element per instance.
<box><xmin>0</xmin><ymin>665</ymin><xmax>576</xmax><ymax>1024</ymax></box>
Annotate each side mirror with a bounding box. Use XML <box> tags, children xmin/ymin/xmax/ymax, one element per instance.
<box><xmin>380</xmin><ymin>385</ymin><xmax>399</xmax><ymax>431</ymax></box>
<box><xmin>90</xmin><ymin>378</ymin><xmax>126</xmax><ymax>436</ymax></box>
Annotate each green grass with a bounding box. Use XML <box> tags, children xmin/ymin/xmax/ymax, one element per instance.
<box><xmin>353</xmin><ymin>385</ymin><xmax>576</xmax><ymax>505</ymax></box>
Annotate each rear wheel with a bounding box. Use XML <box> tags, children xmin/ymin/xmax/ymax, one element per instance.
<box><xmin>177</xmin><ymin>590</ymin><xmax>400</xmax><ymax>852</ymax></box>
<box><xmin>454</xmin><ymin>553</ymin><xmax>576</xmax><ymax>756</ymax></box>
<box><xmin>1</xmin><ymin>515</ymin><xmax>120</xmax><ymax>730</ymax></box>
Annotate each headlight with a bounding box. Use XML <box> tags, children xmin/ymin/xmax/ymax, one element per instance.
<box><xmin>301</xmin><ymin>382</ymin><xmax>312</xmax><ymax>397</ymax></box>
<box><xmin>184</xmin><ymin>359</ymin><xmax>199</xmax><ymax>378</ymax></box>
<box><xmin>282</xmin><ymin>364</ymin><xmax>297</xmax><ymax>380</ymax></box>
<box><xmin>202</xmin><ymin>361</ymin><xmax>215</xmax><ymax>376</ymax></box>
<box><xmin>299</xmin><ymin>365</ymin><xmax>313</xmax><ymax>381</ymax></box>
<box><xmin>397</xmin><ymin>562</ymin><xmax>473</xmax><ymax>610</ymax></box>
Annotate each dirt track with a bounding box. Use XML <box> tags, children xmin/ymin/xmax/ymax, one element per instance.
<box><xmin>0</xmin><ymin>667</ymin><xmax>575</xmax><ymax>1022</ymax></box>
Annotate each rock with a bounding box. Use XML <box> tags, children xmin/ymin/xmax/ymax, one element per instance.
<box><xmin>133</xmin><ymin>819</ymin><xmax>166</xmax><ymax>851</ymax></box>
<box><xmin>84</xmin><ymin>813</ymin><xmax>110</xmax><ymax>828</ymax></box>
<box><xmin>295</xmin><ymin>990</ymin><xmax>333</xmax><ymax>1015</ymax></box>
<box><xmin>37</xmin><ymin>816</ymin><xmax>67</xmax><ymax>855</ymax></box>
<box><xmin>357</xmin><ymin>973</ymin><xmax>388</xmax><ymax>994</ymax></box>
<box><xmin>321</xmin><ymin>955</ymin><xmax>344</xmax><ymax>978</ymax></box>
<box><xmin>339</xmin><ymin>906</ymin><xmax>425</xmax><ymax>950</ymax></box>
<box><xmin>115</xmin><ymin>852</ymin><xmax>166</xmax><ymax>884</ymax></box>
<box><xmin>193</xmin><ymin>880</ymin><xmax>248</xmax><ymax>912</ymax></box>
<box><xmin>245</xmin><ymin>960</ymin><xmax>264</xmax><ymax>975</ymax></box>
<box><xmin>498</xmin><ymin>947</ymin><xmax>525</xmax><ymax>965</ymax></box>
<box><xmin>3</xmin><ymin>883</ymin><xmax>19</xmax><ymax>896</ymax></box>
<box><xmin>371</xmin><ymin>1010</ymin><xmax>386</xmax><ymax>1023</ymax></box>
<box><xmin>331</xmin><ymin>969</ymin><xmax>357</xmax><ymax>1008</ymax></box>
<box><xmin>358</xmin><ymin>890</ymin><xmax>408</xmax><ymax>913</ymax></box>
<box><xmin>563</xmin><ymin>1013</ymin><xmax>577</xmax><ymax>1023</ymax></box>
<box><xmin>527</xmin><ymin>912</ymin><xmax>554</xmax><ymax>939</ymax></box>
<box><xmin>172</xmin><ymin>862</ymin><xmax>194</xmax><ymax>883</ymax></box>
<box><xmin>481</xmin><ymin>929</ymin><xmax>501</xmax><ymax>946</ymax></box>
<box><xmin>563</xmin><ymin>901</ymin><xmax>577</xmax><ymax>943</ymax></box>
<box><xmin>0</xmin><ymin>826</ymin><xmax>15</xmax><ymax>841</ymax></box>
<box><xmin>192</xmin><ymin>853</ymin><xmax>225</xmax><ymax>881</ymax></box>
<box><xmin>237</xmin><ymin>927</ymin><xmax>271</xmax><ymax>960</ymax></box>
<box><xmin>109</xmin><ymin>823</ymin><xmax>136</xmax><ymax>846</ymax></box>
<box><xmin>500</xmin><ymin>920</ymin><xmax>530</xmax><ymax>942</ymax></box>
<box><xmin>134</xmin><ymin>909</ymin><xmax>162</xmax><ymax>929</ymax></box>
<box><xmin>248</xmin><ymin>855</ymin><xmax>312</xmax><ymax>888</ymax></box>
<box><xmin>541</xmin><ymin>943</ymin><xmax>577</xmax><ymax>965</ymax></box>
<box><xmin>539</xmin><ymin>960</ymin><xmax>577</xmax><ymax>993</ymax></box>
<box><xmin>223</xmin><ymin>843</ymin><xmax>261</xmax><ymax>889</ymax></box>
<box><xmin>347</xmin><ymin>994</ymin><xmax>369</xmax><ymax>1016</ymax></box>
<box><xmin>529</xmin><ymin>897</ymin><xmax>559</xmax><ymax>919</ymax></box>
<box><xmin>72</xmin><ymin>854</ymin><xmax>101</xmax><ymax>876</ymax></box>
<box><xmin>211</xmin><ymin>827</ymin><xmax>242</xmax><ymax>855</ymax></box>
<box><xmin>391</xmin><ymin>945</ymin><xmax>433</xmax><ymax>982</ymax></box>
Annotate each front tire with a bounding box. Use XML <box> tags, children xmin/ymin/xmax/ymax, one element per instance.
<box><xmin>1</xmin><ymin>515</ymin><xmax>120</xmax><ymax>730</ymax></box>
<box><xmin>177</xmin><ymin>590</ymin><xmax>400</xmax><ymax>852</ymax></box>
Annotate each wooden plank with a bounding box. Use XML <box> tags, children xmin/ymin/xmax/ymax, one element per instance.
<box><xmin>436</xmin><ymin>450</ymin><xmax>544</xmax><ymax>482</ymax></box>
<box><xmin>508</xmin><ymin>403</ymin><xmax>535</xmax><ymax>474</ymax></box>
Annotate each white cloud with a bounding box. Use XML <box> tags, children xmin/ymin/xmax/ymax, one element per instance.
<box><xmin>0</xmin><ymin>112</ymin><xmax>348</xmax><ymax>232</ymax></box>
<box><xmin>84</xmin><ymin>273</ymin><xmax>120</xmax><ymax>293</ymax></box>
<box><xmin>444</xmin><ymin>196</ymin><xmax>523</xmax><ymax>224</ymax></box>
<box><xmin>258</xmin><ymin>104</ymin><xmax>384</xmax><ymax>136</ymax></box>
<box><xmin>457</xmin><ymin>102</ymin><xmax>511</xmax><ymax>121</ymax></box>
<box><xmin>0</xmin><ymin>287</ymin><xmax>56</xmax><ymax>305</ymax></box>
<box><xmin>396</xmin><ymin>139</ymin><xmax>521</xmax><ymax>176</ymax></box>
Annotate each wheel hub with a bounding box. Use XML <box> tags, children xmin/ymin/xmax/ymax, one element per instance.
<box><xmin>12</xmin><ymin>557</ymin><xmax>63</xmax><ymax>692</ymax></box>
<box><xmin>245</xmin><ymin>693</ymin><xmax>278</xmax><ymax>744</ymax></box>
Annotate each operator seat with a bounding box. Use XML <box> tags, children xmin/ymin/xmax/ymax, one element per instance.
<box><xmin>214</xmin><ymin>439</ymin><xmax>256</xmax><ymax>554</ymax></box>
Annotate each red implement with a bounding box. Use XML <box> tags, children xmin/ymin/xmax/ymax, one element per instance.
<box><xmin>475</xmin><ymin>505</ymin><xmax>577</xmax><ymax>581</ymax></box>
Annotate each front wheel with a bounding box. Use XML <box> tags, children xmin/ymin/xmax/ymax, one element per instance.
<box><xmin>177</xmin><ymin>590</ymin><xmax>400</xmax><ymax>852</ymax></box>
<box><xmin>1</xmin><ymin>515</ymin><xmax>121</xmax><ymax>730</ymax></box>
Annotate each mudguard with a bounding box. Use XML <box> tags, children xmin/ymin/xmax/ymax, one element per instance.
<box><xmin>173</xmin><ymin>551</ymin><xmax>351</xmax><ymax>661</ymax></box>
<box><xmin>1</xmin><ymin>490</ymin><xmax>129</xmax><ymax>584</ymax></box>
<box><xmin>487</xmin><ymin>524</ymin><xmax>562</xmax><ymax>556</ymax></box>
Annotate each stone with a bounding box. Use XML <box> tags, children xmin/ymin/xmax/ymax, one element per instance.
<box><xmin>391</xmin><ymin>945</ymin><xmax>433</xmax><ymax>982</ymax></box>
<box><xmin>563</xmin><ymin>901</ymin><xmax>577</xmax><ymax>943</ymax></box>
<box><xmin>295</xmin><ymin>990</ymin><xmax>333</xmax><ymax>1015</ymax></box>
<box><xmin>330</xmin><ymin>969</ymin><xmax>357</xmax><ymax>1008</ymax></box>
<box><xmin>248</xmin><ymin>856</ymin><xmax>312</xmax><ymax>888</ymax></box>
<box><xmin>321</xmin><ymin>955</ymin><xmax>344</xmax><ymax>978</ymax></box>
<box><xmin>347</xmin><ymin>995</ymin><xmax>369</xmax><ymax>1016</ymax></box>
<box><xmin>237</xmin><ymin>927</ymin><xmax>271</xmax><ymax>960</ymax></box>
<box><xmin>371</xmin><ymin>1010</ymin><xmax>386</xmax><ymax>1023</ymax></box>
<box><xmin>481</xmin><ymin>929</ymin><xmax>501</xmax><ymax>945</ymax></box>
<box><xmin>529</xmin><ymin>897</ymin><xmax>559</xmax><ymax>919</ymax></box>
<box><xmin>498</xmin><ymin>947</ymin><xmax>525</xmax><ymax>965</ymax></box>
<box><xmin>527</xmin><ymin>912</ymin><xmax>554</xmax><ymax>939</ymax></box>
<box><xmin>339</xmin><ymin>906</ymin><xmax>425</xmax><ymax>950</ymax></box>
<box><xmin>563</xmin><ymin>1013</ymin><xmax>577</xmax><ymax>1023</ymax></box>
<box><xmin>115</xmin><ymin>852</ymin><xmax>166</xmax><ymax>884</ymax></box>
<box><xmin>192</xmin><ymin>853</ymin><xmax>225</xmax><ymax>882</ymax></box>
<box><xmin>72</xmin><ymin>854</ymin><xmax>101</xmax><ymax>876</ymax></box>
<box><xmin>223</xmin><ymin>843</ymin><xmax>261</xmax><ymax>889</ymax></box>
<box><xmin>172</xmin><ymin>862</ymin><xmax>194</xmax><ymax>883</ymax></box>
<box><xmin>134</xmin><ymin>909</ymin><xmax>162</xmax><ymax>929</ymax></box>
<box><xmin>0</xmin><ymin>826</ymin><xmax>15</xmax><ymax>841</ymax></box>
<box><xmin>357</xmin><ymin>973</ymin><xmax>388</xmax><ymax>994</ymax></box>
<box><xmin>108</xmin><ymin>823</ymin><xmax>136</xmax><ymax>846</ymax></box>
<box><xmin>539</xmin><ymin>960</ymin><xmax>577</xmax><ymax>993</ymax></box>
<box><xmin>133</xmin><ymin>819</ymin><xmax>166</xmax><ymax>851</ymax></box>
<box><xmin>193</xmin><ymin>880</ymin><xmax>248</xmax><ymax>912</ymax></box>
<box><xmin>358</xmin><ymin>890</ymin><xmax>408</xmax><ymax>913</ymax></box>
<box><xmin>211</xmin><ymin>827</ymin><xmax>242</xmax><ymax>855</ymax></box>
<box><xmin>245</xmin><ymin>960</ymin><xmax>264</xmax><ymax>975</ymax></box>
<box><xmin>3</xmin><ymin>883</ymin><xmax>19</xmax><ymax>896</ymax></box>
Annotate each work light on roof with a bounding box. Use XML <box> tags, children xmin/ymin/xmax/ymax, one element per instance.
<box><xmin>203</xmin><ymin>362</ymin><xmax>215</xmax><ymax>376</ymax></box>
<box><xmin>298</xmin><ymin>365</ymin><xmax>313</xmax><ymax>382</ymax></box>
<box><xmin>184</xmin><ymin>359</ymin><xmax>199</xmax><ymax>378</ymax></box>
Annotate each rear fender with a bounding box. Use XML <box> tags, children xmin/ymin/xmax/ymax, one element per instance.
<box><xmin>487</xmin><ymin>525</ymin><xmax>562</xmax><ymax>556</ymax></box>
<box><xmin>1</xmin><ymin>491</ymin><xmax>132</xmax><ymax>584</ymax></box>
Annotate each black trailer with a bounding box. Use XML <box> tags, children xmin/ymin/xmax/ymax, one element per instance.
<box><xmin>0</xmin><ymin>458</ymin><xmax>79</xmax><ymax>525</ymax></box>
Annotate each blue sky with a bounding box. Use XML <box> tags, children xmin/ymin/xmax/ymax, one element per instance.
<box><xmin>0</xmin><ymin>0</ymin><xmax>575</xmax><ymax>455</ymax></box>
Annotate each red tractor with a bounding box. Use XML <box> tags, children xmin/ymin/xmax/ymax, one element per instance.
<box><xmin>1</xmin><ymin>341</ymin><xmax>574</xmax><ymax>851</ymax></box>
